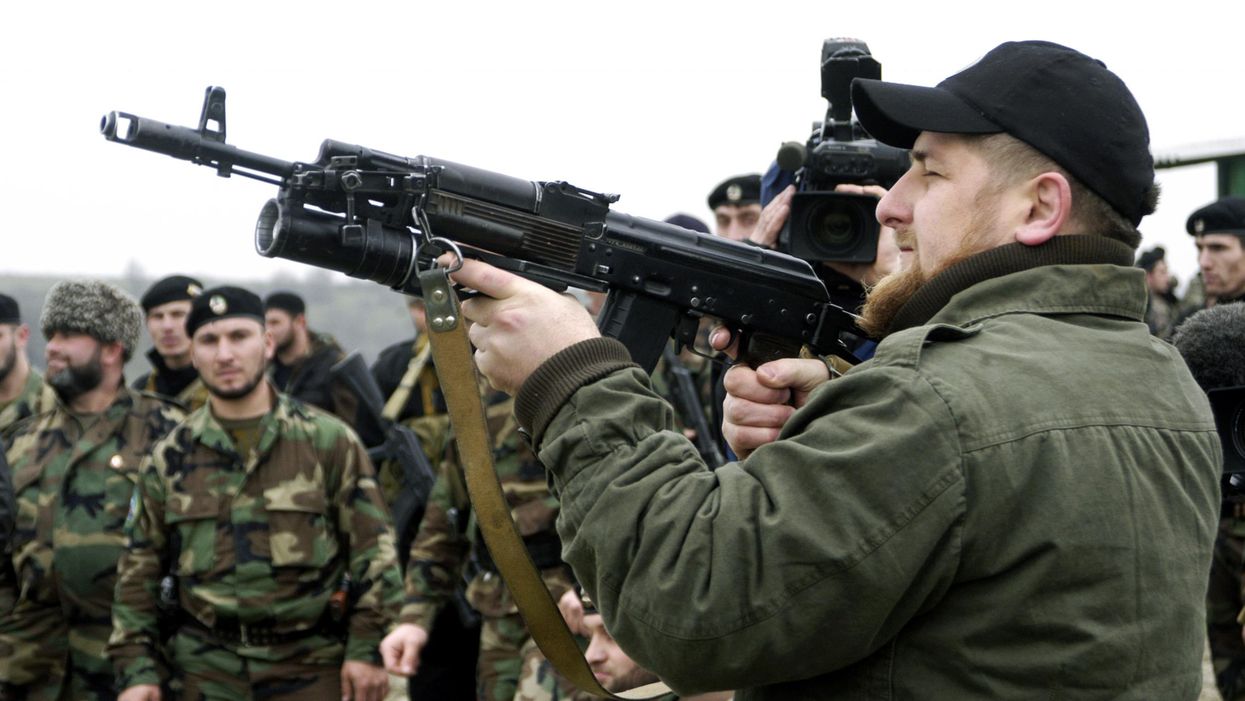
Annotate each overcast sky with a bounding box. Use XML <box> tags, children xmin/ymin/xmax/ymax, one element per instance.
<box><xmin>4</xmin><ymin>1</ymin><xmax>1242</xmax><ymax>293</ymax></box>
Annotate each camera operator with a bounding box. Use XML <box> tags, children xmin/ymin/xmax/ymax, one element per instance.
<box><xmin>445</xmin><ymin>41</ymin><xmax>1220</xmax><ymax>699</ymax></box>
<box><xmin>1175</xmin><ymin>303</ymin><xmax>1245</xmax><ymax>700</ymax></box>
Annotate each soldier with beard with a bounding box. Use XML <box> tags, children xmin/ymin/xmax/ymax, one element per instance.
<box><xmin>109</xmin><ymin>286</ymin><xmax>401</xmax><ymax>701</ymax></box>
<box><xmin>132</xmin><ymin>275</ymin><xmax>210</xmax><ymax>412</ymax></box>
<box><xmin>264</xmin><ymin>291</ymin><xmax>379</xmax><ymax>447</ymax></box>
<box><xmin>0</xmin><ymin>294</ymin><xmax>55</xmax><ymax>441</ymax></box>
<box><xmin>0</xmin><ymin>281</ymin><xmax>183</xmax><ymax>700</ymax></box>
<box><xmin>442</xmin><ymin>42</ymin><xmax>1220</xmax><ymax>699</ymax></box>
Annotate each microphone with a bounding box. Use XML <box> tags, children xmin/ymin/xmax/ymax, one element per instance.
<box><xmin>1173</xmin><ymin>303</ymin><xmax>1245</xmax><ymax>473</ymax></box>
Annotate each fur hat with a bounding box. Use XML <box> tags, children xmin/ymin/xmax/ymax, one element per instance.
<box><xmin>41</xmin><ymin>280</ymin><xmax>143</xmax><ymax>361</ymax></box>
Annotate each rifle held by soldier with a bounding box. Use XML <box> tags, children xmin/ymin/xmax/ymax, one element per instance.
<box><xmin>102</xmin><ymin>87</ymin><xmax>862</xmax><ymax>372</ymax></box>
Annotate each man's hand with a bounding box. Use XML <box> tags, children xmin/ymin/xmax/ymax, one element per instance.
<box><xmin>748</xmin><ymin>185</ymin><xmax>794</xmax><ymax>249</ymax></box>
<box><xmin>449</xmin><ymin>257</ymin><xmax>601</xmax><ymax>395</ymax></box>
<box><xmin>380</xmin><ymin>623</ymin><xmax>429</xmax><ymax>676</ymax></box>
<box><xmin>118</xmin><ymin>685</ymin><xmax>161</xmax><ymax>701</ymax></box>
<box><xmin>722</xmin><ymin>359</ymin><xmax>830</xmax><ymax>460</ymax></box>
<box><xmin>340</xmin><ymin>660</ymin><xmax>388</xmax><ymax>701</ymax></box>
<box><xmin>558</xmin><ymin>589</ymin><xmax>585</xmax><ymax>636</ymax></box>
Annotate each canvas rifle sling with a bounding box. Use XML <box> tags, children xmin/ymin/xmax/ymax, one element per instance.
<box><xmin>419</xmin><ymin>267</ymin><xmax>670</xmax><ymax>700</ymax></box>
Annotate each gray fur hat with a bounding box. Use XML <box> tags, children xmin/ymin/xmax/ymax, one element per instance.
<box><xmin>40</xmin><ymin>280</ymin><xmax>143</xmax><ymax>361</ymax></box>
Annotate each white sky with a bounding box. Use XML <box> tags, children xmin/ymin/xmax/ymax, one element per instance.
<box><xmin>3</xmin><ymin>1</ymin><xmax>1242</xmax><ymax>293</ymax></box>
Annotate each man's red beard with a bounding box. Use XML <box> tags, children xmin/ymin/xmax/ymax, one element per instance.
<box><xmin>859</xmin><ymin>204</ymin><xmax>1001</xmax><ymax>339</ymax></box>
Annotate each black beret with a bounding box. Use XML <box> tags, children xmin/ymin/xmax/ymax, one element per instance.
<box><xmin>140</xmin><ymin>275</ymin><xmax>204</xmax><ymax>313</ymax></box>
<box><xmin>707</xmin><ymin>174</ymin><xmax>762</xmax><ymax>210</ymax></box>
<box><xmin>264</xmin><ymin>290</ymin><xmax>306</xmax><ymax>316</ymax></box>
<box><xmin>187</xmin><ymin>286</ymin><xmax>266</xmax><ymax>337</ymax></box>
<box><xmin>0</xmin><ymin>294</ymin><xmax>19</xmax><ymax>324</ymax></box>
<box><xmin>1187</xmin><ymin>196</ymin><xmax>1245</xmax><ymax>237</ymax></box>
<box><xmin>1135</xmin><ymin>246</ymin><xmax>1166</xmax><ymax>271</ymax></box>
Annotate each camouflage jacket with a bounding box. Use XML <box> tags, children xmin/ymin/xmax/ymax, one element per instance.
<box><xmin>399</xmin><ymin>393</ymin><xmax>571</xmax><ymax>629</ymax></box>
<box><xmin>0</xmin><ymin>368</ymin><xmax>56</xmax><ymax>441</ymax></box>
<box><xmin>0</xmin><ymin>387</ymin><xmax>183</xmax><ymax>688</ymax></box>
<box><xmin>131</xmin><ymin>348</ymin><xmax>210</xmax><ymax>413</ymax></box>
<box><xmin>108</xmin><ymin>390</ymin><xmax>402</xmax><ymax>688</ymax></box>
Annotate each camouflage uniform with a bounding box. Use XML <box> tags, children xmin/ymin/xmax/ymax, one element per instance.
<box><xmin>0</xmin><ymin>387</ymin><xmax>183</xmax><ymax>700</ymax></box>
<box><xmin>399</xmin><ymin>393</ymin><xmax>588</xmax><ymax>701</ymax></box>
<box><xmin>108</xmin><ymin>390</ymin><xmax>402</xmax><ymax>700</ymax></box>
<box><xmin>132</xmin><ymin>348</ymin><xmax>210</xmax><ymax>413</ymax></box>
<box><xmin>0</xmin><ymin>368</ymin><xmax>56</xmax><ymax>441</ymax></box>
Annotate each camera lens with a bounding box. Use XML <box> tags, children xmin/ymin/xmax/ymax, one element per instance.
<box><xmin>808</xmin><ymin>201</ymin><xmax>862</xmax><ymax>250</ymax></box>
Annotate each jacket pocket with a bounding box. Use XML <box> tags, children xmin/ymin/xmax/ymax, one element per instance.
<box><xmin>165</xmin><ymin>494</ymin><xmax>220</xmax><ymax>575</ymax></box>
<box><xmin>263</xmin><ymin>485</ymin><xmax>336</xmax><ymax>568</ymax></box>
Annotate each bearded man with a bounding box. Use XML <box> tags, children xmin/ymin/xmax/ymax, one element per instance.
<box><xmin>0</xmin><ymin>293</ymin><xmax>55</xmax><ymax>440</ymax></box>
<box><xmin>0</xmin><ymin>281</ymin><xmax>183</xmax><ymax>700</ymax></box>
<box><xmin>439</xmin><ymin>41</ymin><xmax>1221</xmax><ymax>699</ymax></box>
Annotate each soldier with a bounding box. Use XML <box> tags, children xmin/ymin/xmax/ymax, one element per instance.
<box><xmin>371</xmin><ymin>296</ymin><xmax>448</xmax><ymax>459</ymax></box>
<box><xmin>379</xmin><ymin>390</ymin><xmax>582</xmax><ymax>701</ymax></box>
<box><xmin>371</xmin><ymin>297</ymin><xmax>478</xmax><ymax>701</ymax></box>
<box><xmin>132</xmin><ymin>274</ymin><xmax>210</xmax><ymax>412</ymax></box>
<box><xmin>0</xmin><ymin>281</ymin><xmax>184</xmax><ymax>700</ymax></box>
<box><xmin>0</xmin><ymin>293</ymin><xmax>55</xmax><ymax>441</ymax></box>
<box><xmin>1189</xmin><ymin>196</ymin><xmax>1245</xmax><ymax>309</ymax></box>
<box><xmin>264</xmin><ymin>291</ymin><xmax>380</xmax><ymax>447</ymax></box>
<box><xmin>107</xmin><ymin>285</ymin><xmax>401</xmax><ymax>701</ymax></box>
<box><xmin>706</xmin><ymin>174</ymin><xmax>761</xmax><ymax>242</ymax></box>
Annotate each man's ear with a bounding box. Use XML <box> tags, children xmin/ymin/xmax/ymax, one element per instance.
<box><xmin>1015</xmin><ymin>172</ymin><xmax>1072</xmax><ymax>247</ymax></box>
<box><xmin>101</xmin><ymin>340</ymin><xmax>126</xmax><ymax>368</ymax></box>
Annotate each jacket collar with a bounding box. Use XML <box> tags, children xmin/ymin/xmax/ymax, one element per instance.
<box><xmin>888</xmin><ymin>236</ymin><xmax>1140</xmax><ymax>334</ymax></box>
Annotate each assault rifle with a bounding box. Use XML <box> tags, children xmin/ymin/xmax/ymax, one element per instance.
<box><xmin>330</xmin><ymin>351</ymin><xmax>437</xmax><ymax>564</ymax></box>
<box><xmin>101</xmin><ymin>87</ymin><xmax>862</xmax><ymax>371</ymax></box>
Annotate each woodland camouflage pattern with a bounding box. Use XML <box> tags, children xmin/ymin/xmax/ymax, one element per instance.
<box><xmin>108</xmin><ymin>390</ymin><xmax>402</xmax><ymax>694</ymax></box>
<box><xmin>0</xmin><ymin>387</ymin><xmax>183</xmax><ymax>700</ymax></box>
<box><xmin>0</xmin><ymin>369</ymin><xmax>57</xmax><ymax>440</ymax></box>
<box><xmin>399</xmin><ymin>393</ymin><xmax>586</xmax><ymax>701</ymax></box>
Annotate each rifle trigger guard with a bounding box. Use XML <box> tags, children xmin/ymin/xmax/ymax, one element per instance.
<box><xmin>429</xmin><ymin>237</ymin><xmax>464</xmax><ymax>274</ymax></box>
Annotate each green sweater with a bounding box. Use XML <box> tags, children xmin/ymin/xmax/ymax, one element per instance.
<box><xmin>520</xmin><ymin>244</ymin><xmax>1221</xmax><ymax>699</ymax></box>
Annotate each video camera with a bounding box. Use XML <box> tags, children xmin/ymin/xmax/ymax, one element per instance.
<box><xmin>776</xmin><ymin>39</ymin><xmax>909</xmax><ymax>263</ymax></box>
<box><xmin>1211</xmin><ymin>387</ymin><xmax>1245</xmax><ymax>474</ymax></box>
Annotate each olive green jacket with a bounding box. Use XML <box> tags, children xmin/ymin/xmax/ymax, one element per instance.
<box><xmin>522</xmin><ymin>260</ymin><xmax>1221</xmax><ymax>700</ymax></box>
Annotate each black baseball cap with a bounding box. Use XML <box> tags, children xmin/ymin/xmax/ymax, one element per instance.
<box><xmin>852</xmin><ymin>41</ymin><xmax>1153</xmax><ymax>226</ymax></box>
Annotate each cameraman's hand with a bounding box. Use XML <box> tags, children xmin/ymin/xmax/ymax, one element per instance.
<box><xmin>558</xmin><ymin>589</ymin><xmax>586</xmax><ymax>636</ymax></box>
<box><xmin>749</xmin><ymin>185</ymin><xmax>794</xmax><ymax>249</ymax></box>
<box><xmin>448</xmin><ymin>257</ymin><xmax>601</xmax><ymax>395</ymax></box>
<box><xmin>721</xmin><ymin>359</ymin><xmax>830</xmax><ymax>459</ymax></box>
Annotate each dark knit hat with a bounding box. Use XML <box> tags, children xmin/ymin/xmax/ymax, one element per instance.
<box><xmin>664</xmin><ymin>213</ymin><xmax>711</xmax><ymax>234</ymax></box>
<box><xmin>187</xmin><ymin>286</ymin><xmax>266</xmax><ymax>337</ymax></box>
<box><xmin>707</xmin><ymin>174</ymin><xmax>762</xmax><ymax>210</ymax></box>
<box><xmin>1187</xmin><ymin>196</ymin><xmax>1245</xmax><ymax>237</ymax></box>
<box><xmin>264</xmin><ymin>290</ymin><xmax>306</xmax><ymax>316</ymax></box>
<box><xmin>140</xmin><ymin>275</ymin><xmax>204</xmax><ymax>313</ymax></box>
<box><xmin>1135</xmin><ymin>246</ymin><xmax>1166</xmax><ymax>272</ymax></box>
<box><xmin>41</xmin><ymin>281</ymin><xmax>143</xmax><ymax>360</ymax></box>
<box><xmin>852</xmin><ymin>41</ymin><xmax>1154</xmax><ymax>226</ymax></box>
<box><xmin>0</xmin><ymin>294</ymin><xmax>19</xmax><ymax>325</ymax></box>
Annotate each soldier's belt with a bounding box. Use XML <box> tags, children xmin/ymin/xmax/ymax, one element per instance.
<box><xmin>186</xmin><ymin>617</ymin><xmax>331</xmax><ymax>647</ymax></box>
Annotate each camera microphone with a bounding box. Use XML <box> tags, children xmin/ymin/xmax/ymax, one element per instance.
<box><xmin>1173</xmin><ymin>303</ymin><xmax>1245</xmax><ymax>474</ymax></box>
<box><xmin>1173</xmin><ymin>303</ymin><xmax>1245</xmax><ymax>392</ymax></box>
<box><xmin>777</xmin><ymin>141</ymin><xmax>807</xmax><ymax>172</ymax></box>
